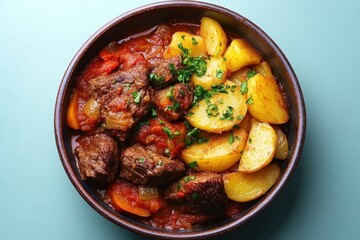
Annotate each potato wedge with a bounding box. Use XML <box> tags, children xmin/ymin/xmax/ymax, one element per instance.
<box><xmin>67</xmin><ymin>91</ymin><xmax>80</xmax><ymax>129</ymax></box>
<box><xmin>163</xmin><ymin>32</ymin><xmax>207</xmax><ymax>59</ymax></box>
<box><xmin>181</xmin><ymin>128</ymin><xmax>247</xmax><ymax>172</ymax></box>
<box><xmin>273</xmin><ymin>126</ymin><xmax>289</xmax><ymax>160</ymax></box>
<box><xmin>238</xmin><ymin>121</ymin><xmax>276</xmax><ymax>172</ymax></box>
<box><xmin>229</xmin><ymin>67</ymin><xmax>250</xmax><ymax>87</ymax></box>
<box><xmin>223</xmin><ymin>39</ymin><xmax>262</xmax><ymax>72</ymax></box>
<box><xmin>247</xmin><ymin>74</ymin><xmax>289</xmax><ymax>124</ymax></box>
<box><xmin>186</xmin><ymin>80</ymin><xmax>247</xmax><ymax>133</ymax></box>
<box><xmin>252</xmin><ymin>61</ymin><xmax>273</xmax><ymax>77</ymax></box>
<box><xmin>200</xmin><ymin>17</ymin><xmax>228</xmax><ymax>56</ymax></box>
<box><xmin>224</xmin><ymin>163</ymin><xmax>280</xmax><ymax>202</ymax></box>
<box><xmin>191</xmin><ymin>56</ymin><xmax>228</xmax><ymax>90</ymax></box>
<box><xmin>238</xmin><ymin>113</ymin><xmax>252</xmax><ymax>133</ymax></box>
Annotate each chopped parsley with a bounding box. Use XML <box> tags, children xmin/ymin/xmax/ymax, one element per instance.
<box><xmin>158</xmin><ymin>119</ymin><xmax>166</xmax><ymax>125</ymax></box>
<box><xmin>228</xmin><ymin>130</ymin><xmax>235</xmax><ymax>144</ymax></box>
<box><xmin>137</xmin><ymin>157</ymin><xmax>145</xmax><ymax>163</ymax></box>
<box><xmin>191</xmin><ymin>37</ymin><xmax>198</xmax><ymax>45</ymax></box>
<box><xmin>237</xmin><ymin>115</ymin><xmax>244</xmax><ymax>120</ymax></box>
<box><xmin>206</xmin><ymin>103</ymin><xmax>219</xmax><ymax>117</ymax></box>
<box><xmin>248</xmin><ymin>138</ymin><xmax>253</xmax><ymax>144</ymax></box>
<box><xmin>165</xmin><ymin>101</ymin><xmax>180</xmax><ymax>112</ymax></box>
<box><xmin>184</xmin><ymin>123</ymin><xmax>208</xmax><ymax>146</ymax></box>
<box><xmin>192</xmin><ymin>84</ymin><xmax>229</xmax><ymax>107</ymax></box>
<box><xmin>124</xmin><ymin>83</ymin><xmax>131</xmax><ymax>89</ymax></box>
<box><xmin>191</xmin><ymin>192</ymin><xmax>201</xmax><ymax>200</ymax></box>
<box><xmin>231</xmin><ymin>85</ymin><xmax>237</xmax><ymax>93</ymax></box>
<box><xmin>181</xmin><ymin>35</ymin><xmax>186</xmax><ymax>40</ymax></box>
<box><xmin>166</xmin><ymin>86</ymin><xmax>174</xmax><ymax>100</ymax></box>
<box><xmin>156</xmin><ymin>161</ymin><xmax>163</xmax><ymax>166</ymax></box>
<box><xmin>184</xmin><ymin>176</ymin><xmax>196</xmax><ymax>183</ymax></box>
<box><xmin>188</xmin><ymin>161</ymin><xmax>198</xmax><ymax>169</ymax></box>
<box><xmin>169</xmin><ymin>43</ymin><xmax>207</xmax><ymax>83</ymax></box>
<box><xmin>162</xmin><ymin>126</ymin><xmax>175</xmax><ymax>139</ymax></box>
<box><xmin>246</xmin><ymin>70</ymin><xmax>257</xmax><ymax>79</ymax></box>
<box><xmin>246</xmin><ymin>95</ymin><xmax>254</xmax><ymax>105</ymax></box>
<box><xmin>186</xmin><ymin>111</ymin><xmax>194</xmax><ymax>116</ymax></box>
<box><xmin>149</xmin><ymin>73</ymin><xmax>164</xmax><ymax>86</ymax></box>
<box><xmin>216</xmin><ymin>69</ymin><xmax>224</xmax><ymax>79</ymax></box>
<box><xmin>176</xmin><ymin>183</ymin><xmax>182</xmax><ymax>191</ymax></box>
<box><xmin>240</xmin><ymin>81</ymin><xmax>248</xmax><ymax>94</ymax></box>
<box><xmin>151</xmin><ymin>108</ymin><xmax>157</xmax><ymax>117</ymax></box>
<box><xmin>132</xmin><ymin>91</ymin><xmax>142</xmax><ymax>104</ymax></box>
<box><xmin>218</xmin><ymin>98</ymin><xmax>224</xmax><ymax>104</ymax></box>
<box><xmin>220</xmin><ymin>106</ymin><xmax>234</xmax><ymax>120</ymax></box>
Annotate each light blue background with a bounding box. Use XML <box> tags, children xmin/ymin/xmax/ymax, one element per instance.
<box><xmin>1</xmin><ymin>0</ymin><xmax>359</xmax><ymax>239</ymax></box>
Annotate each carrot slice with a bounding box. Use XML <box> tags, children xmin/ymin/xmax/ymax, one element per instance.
<box><xmin>67</xmin><ymin>91</ymin><xmax>80</xmax><ymax>129</ymax></box>
<box><xmin>111</xmin><ymin>192</ymin><xmax>151</xmax><ymax>217</ymax></box>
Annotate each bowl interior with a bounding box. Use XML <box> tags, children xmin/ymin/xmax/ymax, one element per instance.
<box><xmin>55</xmin><ymin>1</ymin><xmax>305</xmax><ymax>239</ymax></box>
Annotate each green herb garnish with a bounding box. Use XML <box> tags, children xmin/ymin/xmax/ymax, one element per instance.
<box><xmin>184</xmin><ymin>176</ymin><xmax>196</xmax><ymax>183</ymax></box>
<box><xmin>220</xmin><ymin>106</ymin><xmax>234</xmax><ymax>120</ymax></box>
<box><xmin>245</xmin><ymin>95</ymin><xmax>254</xmax><ymax>105</ymax></box>
<box><xmin>132</xmin><ymin>91</ymin><xmax>141</xmax><ymax>104</ymax></box>
<box><xmin>228</xmin><ymin>130</ymin><xmax>235</xmax><ymax>144</ymax></box>
<box><xmin>188</xmin><ymin>161</ymin><xmax>198</xmax><ymax>169</ymax></box>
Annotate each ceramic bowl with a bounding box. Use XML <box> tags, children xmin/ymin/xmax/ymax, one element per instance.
<box><xmin>54</xmin><ymin>1</ymin><xmax>306</xmax><ymax>239</ymax></box>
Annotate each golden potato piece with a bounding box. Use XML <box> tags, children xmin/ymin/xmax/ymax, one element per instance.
<box><xmin>163</xmin><ymin>32</ymin><xmax>207</xmax><ymax>59</ymax></box>
<box><xmin>229</xmin><ymin>67</ymin><xmax>250</xmax><ymax>87</ymax></box>
<box><xmin>181</xmin><ymin>128</ymin><xmax>247</xmax><ymax>172</ymax></box>
<box><xmin>191</xmin><ymin>56</ymin><xmax>228</xmax><ymax>90</ymax></box>
<box><xmin>252</xmin><ymin>61</ymin><xmax>273</xmax><ymax>77</ymax></box>
<box><xmin>223</xmin><ymin>39</ymin><xmax>262</xmax><ymax>72</ymax></box>
<box><xmin>238</xmin><ymin>113</ymin><xmax>252</xmax><ymax>133</ymax></box>
<box><xmin>247</xmin><ymin>74</ymin><xmax>289</xmax><ymax>124</ymax></box>
<box><xmin>224</xmin><ymin>163</ymin><xmax>280</xmax><ymax>202</ymax></box>
<box><xmin>186</xmin><ymin>80</ymin><xmax>248</xmax><ymax>133</ymax></box>
<box><xmin>238</xmin><ymin>121</ymin><xmax>276</xmax><ymax>172</ymax></box>
<box><xmin>273</xmin><ymin>126</ymin><xmax>289</xmax><ymax>160</ymax></box>
<box><xmin>200</xmin><ymin>17</ymin><xmax>228</xmax><ymax>56</ymax></box>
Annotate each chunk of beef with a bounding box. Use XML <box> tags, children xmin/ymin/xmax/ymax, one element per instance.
<box><xmin>149</xmin><ymin>57</ymin><xmax>182</xmax><ymax>87</ymax></box>
<box><xmin>75</xmin><ymin>133</ymin><xmax>120</xmax><ymax>181</ymax></box>
<box><xmin>151</xmin><ymin>83</ymin><xmax>194</xmax><ymax>121</ymax></box>
<box><xmin>164</xmin><ymin>172</ymin><xmax>227</xmax><ymax>213</ymax></box>
<box><xmin>119</xmin><ymin>144</ymin><xmax>185</xmax><ymax>186</ymax></box>
<box><xmin>87</xmin><ymin>63</ymin><xmax>151</xmax><ymax>141</ymax></box>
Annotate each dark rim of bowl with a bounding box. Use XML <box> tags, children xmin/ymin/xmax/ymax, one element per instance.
<box><xmin>54</xmin><ymin>0</ymin><xmax>306</xmax><ymax>239</ymax></box>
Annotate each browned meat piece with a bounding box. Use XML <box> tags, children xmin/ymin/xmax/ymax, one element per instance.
<box><xmin>151</xmin><ymin>83</ymin><xmax>194</xmax><ymax>121</ymax></box>
<box><xmin>164</xmin><ymin>172</ymin><xmax>227</xmax><ymax>213</ymax></box>
<box><xmin>149</xmin><ymin>57</ymin><xmax>182</xmax><ymax>87</ymax></box>
<box><xmin>119</xmin><ymin>144</ymin><xmax>185</xmax><ymax>186</ymax></box>
<box><xmin>87</xmin><ymin>63</ymin><xmax>151</xmax><ymax>141</ymax></box>
<box><xmin>75</xmin><ymin>133</ymin><xmax>120</xmax><ymax>181</ymax></box>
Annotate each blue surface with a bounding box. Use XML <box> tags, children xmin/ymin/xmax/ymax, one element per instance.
<box><xmin>1</xmin><ymin>0</ymin><xmax>360</xmax><ymax>239</ymax></box>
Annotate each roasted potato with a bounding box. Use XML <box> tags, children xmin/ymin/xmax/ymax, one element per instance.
<box><xmin>191</xmin><ymin>56</ymin><xmax>228</xmax><ymax>90</ymax></box>
<box><xmin>247</xmin><ymin>74</ymin><xmax>289</xmax><ymax>124</ymax></box>
<box><xmin>238</xmin><ymin>113</ymin><xmax>252</xmax><ymax>133</ymax></box>
<box><xmin>224</xmin><ymin>163</ymin><xmax>280</xmax><ymax>202</ymax></box>
<box><xmin>252</xmin><ymin>61</ymin><xmax>273</xmax><ymax>77</ymax></box>
<box><xmin>186</xmin><ymin>80</ymin><xmax>248</xmax><ymax>133</ymax></box>
<box><xmin>223</xmin><ymin>39</ymin><xmax>262</xmax><ymax>72</ymax></box>
<box><xmin>238</xmin><ymin>120</ymin><xmax>276</xmax><ymax>172</ymax></box>
<box><xmin>163</xmin><ymin>32</ymin><xmax>207</xmax><ymax>59</ymax></box>
<box><xmin>181</xmin><ymin>128</ymin><xmax>247</xmax><ymax>172</ymax></box>
<box><xmin>200</xmin><ymin>17</ymin><xmax>228</xmax><ymax>56</ymax></box>
<box><xmin>229</xmin><ymin>67</ymin><xmax>250</xmax><ymax>87</ymax></box>
<box><xmin>273</xmin><ymin>126</ymin><xmax>289</xmax><ymax>160</ymax></box>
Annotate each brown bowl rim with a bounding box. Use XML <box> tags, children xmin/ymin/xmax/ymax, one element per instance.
<box><xmin>54</xmin><ymin>1</ymin><xmax>306</xmax><ymax>239</ymax></box>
